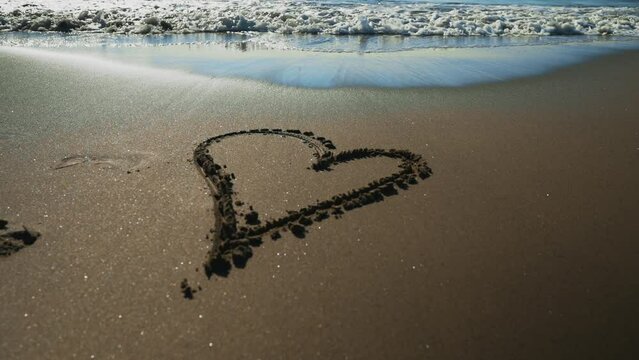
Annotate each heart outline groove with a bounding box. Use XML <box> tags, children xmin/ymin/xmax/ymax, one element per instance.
<box><xmin>185</xmin><ymin>129</ymin><xmax>432</xmax><ymax>297</ymax></box>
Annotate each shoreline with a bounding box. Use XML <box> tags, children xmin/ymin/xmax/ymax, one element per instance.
<box><xmin>2</xmin><ymin>38</ymin><xmax>639</xmax><ymax>89</ymax></box>
<box><xmin>1</xmin><ymin>46</ymin><xmax>638</xmax><ymax>359</ymax></box>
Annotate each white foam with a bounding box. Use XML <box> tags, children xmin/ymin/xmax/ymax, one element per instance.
<box><xmin>1</xmin><ymin>1</ymin><xmax>637</xmax><ymax>37</ymax></box>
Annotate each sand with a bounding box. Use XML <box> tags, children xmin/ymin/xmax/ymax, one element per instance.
<box><xmin>0</xmin><ymin>47</ymin><xmax>638</xmax><ymax>359</ymax></box>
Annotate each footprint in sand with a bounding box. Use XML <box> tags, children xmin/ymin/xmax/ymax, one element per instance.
<box><xmin>53</xmin><ymin>151</ymin><xmax>156</xmax><ymax>171</ymax></box>
<box><xmin>0</xmin><ymin>219</ymin><xmax>40</xmax><ymax>257</ymax></box>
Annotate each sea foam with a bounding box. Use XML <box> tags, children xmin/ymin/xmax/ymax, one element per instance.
<box><xmin>1</xmin><ymin>0</ymin><xmax>637</xmax><ymax>37</ymax></box>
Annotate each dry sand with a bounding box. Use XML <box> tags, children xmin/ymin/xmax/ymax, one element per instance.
<box><xmin>1</xmin><ymin>47</ymin><xmax>638</xmax><ymax>359</ymax></box>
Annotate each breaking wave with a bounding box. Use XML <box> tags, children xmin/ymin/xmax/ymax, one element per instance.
<box><xmin>1</xmin><ymin>0</ymin><xmax>638</xmax><ymax>37</ymax></box>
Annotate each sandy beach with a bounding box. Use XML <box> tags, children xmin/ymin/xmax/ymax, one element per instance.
<box><xmin>1</xmin><ymin>47</ymin><xmax>638</xmax><ymax>359</ymax></box>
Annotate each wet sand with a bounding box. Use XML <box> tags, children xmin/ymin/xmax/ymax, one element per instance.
<box><xmin>0</xmin><ymin>47</ymin><xmax>638</xmax><ymax>359</ymax></box>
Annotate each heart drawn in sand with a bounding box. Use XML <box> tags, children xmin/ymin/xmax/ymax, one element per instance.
<box><xmin>184</xmin><ymin>129</ymin><xmax>432</xmax><ymax>297</ymax></box>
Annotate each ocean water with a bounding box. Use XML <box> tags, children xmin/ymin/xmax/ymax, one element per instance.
<box><xmin>350</xmin><ymin>0</ymin><xmax>638</xmax><ymax>5</ymax></box>
<box><xmin>1</xmin><ymin>0</ymin><xmax>638</xmax><ymax>87</ymax></box>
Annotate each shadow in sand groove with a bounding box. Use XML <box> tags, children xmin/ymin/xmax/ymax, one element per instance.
<box><xmin>0</xmin><ymin>219</ymin><xmax>40</xmax><ymax>257</ymax></box>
